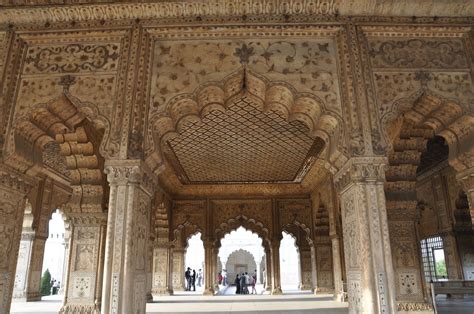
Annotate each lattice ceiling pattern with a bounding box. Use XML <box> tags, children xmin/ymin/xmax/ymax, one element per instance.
<box><xmin>168</xmin><ymin>97</ymin><xmax>322</xmax><ymax>184</ymax></box>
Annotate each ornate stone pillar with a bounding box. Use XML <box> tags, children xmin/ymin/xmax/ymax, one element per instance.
<box><xmin>146</xmin><ymin>234</ymin><xmax>154</xmax><ymax>302</ymax></box>
<box><xmin>203</xmin><ymin>240</ymin><xmax>215</xmax><ymax>295</ymax></box>
<box><xmin>60</xmin><ymin>213</ymin><xmax>107</xmax><ymax>314</ymax></box>
<box><xmin>152</xmin><ymin>243</ymin><xmax>173</xmax><ymax>295</ymax></box>
<box><xmin>13</xmin><ymin>231</ymin><xmax>47</xmax><ymax>301</ymax></box>
<box><xmin>59</xmin><ymin>223</ymin><xmax>71</xmax><ymax>296</ymax></box>
<box><xmin>270</xmin><ymin>239</ymin><xmax>282</xmax><ymax>295</ymax></box>
<box><xmin>299</xmin><ymin>247</ymin><xmax>313</xmax><ymax>291</ymax></box>
<box><xmin>100</xmin><ymin>161</ymin><xmax>154</xmax><ymax>314</ymax></box>
<box><xmin>0</xmin><ymin>169</ymin><xmax>30</xmax><ymax>314</ymax></box>
<box><xmin>172</xmin><ymin>247</ymin><xmax>185</xmax><ymax>291</ymax></box>
<box><xmin>334</xmin><ymin>157</ymin><xmax>397</xmax><ymax>314</ymax></box>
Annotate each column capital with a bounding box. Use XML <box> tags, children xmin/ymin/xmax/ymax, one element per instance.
<box><xmin>104</xmin><ymin>159</ymin><xmax>157</xmax><ymax>196</ymax></box>
<box><xmin>334</xmin><ymin>157</ymin><xmax>388</xmax><ymax>193</ymax></box>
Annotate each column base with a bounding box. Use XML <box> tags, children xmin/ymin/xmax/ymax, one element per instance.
<box><xmin>265</xmin><ymin>285</ymin><xmax>271</xmax><ymax>292</ymax></box>
<box><xmin>152</xmin><ymin>288</ymin><xmax>173</xmax><ymax>296</ymax></box>
<box><xmin>203</xmin><ymin>288</ymin><xmax>215</xmax><ymax>296</ymax></box>
<box><xmin>146</xmin><ymin>292</ymin><xmax>153</xmax><ymax>303</ymax></box>
<box><xmin>60</xmin><ymin>303</ymin><xmax>99</xmax><ymax>314</ymax></box>
<box><xmin>397</xmin><ymin>302</ymin><xmax>434</xmax><ymax>314</ymax></box>
<box><xmin>271</xmin><ymin>287</ymin><xmax>283</xmax><ymax>295</ymax></box>
<box><xmin>299</xmin><ymin>284</ymin><xmax>312</xmax><ymax>291</ymax></box>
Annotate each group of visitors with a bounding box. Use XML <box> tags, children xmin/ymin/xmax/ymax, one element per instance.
<box><xmin>234</xmin><ymin>271</ymin><xmax>257</xmax><ymax>294</ymax></box>
<box><xmin>184</xmin><ymin>267</ymin><xmax>203</xmax><ymax>291</ymax></box>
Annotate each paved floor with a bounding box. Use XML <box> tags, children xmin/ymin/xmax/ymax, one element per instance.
<box><xmin>11</xmin><ymin>291</ymin><xmax>474</xmax><ymax>314</ymax></box>
<box><xmin>11</xmin><ymin>289</ymin><xmax>348</xmax><ymax>314</ymax></box>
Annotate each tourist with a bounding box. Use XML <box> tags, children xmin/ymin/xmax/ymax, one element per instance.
<box><xmin>240</xmin><ymin>273</ymin><xmax>248</xmax><ymax>294</ymax></box>
<box><xmin>222</xmin><ymin>269</ymin><xmax>227</xmax><ymax>286</ymax></box>
<box><xmin>262</xmin><ymin>268</ymin><xmax>266</xmax><ymax>289</ymax></box>
<box><xmin>235</xmin><ymin>274</ymin><xmax>241</xmax><ymax>294</ymax></box>
<box><xmin>185</xmin><ymin>267</ymin><xmax>191</xmax><ymax>291</ymax></box>
<box><xmin>191</xmin><ymin>269</ymin><xmax>196</xmax><ymax>291</ymax></box>
<box><xmin>197</xmin><ymin>269</ymin><xmax>203</xmax><ymax>287</ymax></box>
<box><xmin>250</xmin><ymin>272</ymin><xmax>257</xmax><ymax>294</ymax></box>
<box><xmin>217</xmin><ymin>271</ymin><xmax>223</xmax><ymax>285</ymax></box>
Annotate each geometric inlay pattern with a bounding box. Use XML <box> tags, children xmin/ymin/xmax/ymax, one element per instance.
<box><xmin>168</xmin><ymin>97</ymin><xmax>323</xmax><ymax>184</ymax></box>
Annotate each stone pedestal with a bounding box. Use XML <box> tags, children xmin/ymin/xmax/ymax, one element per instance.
<box><xmin>152</xmin><ymin>244</ymin><xmax>173</xmax><ymax>295</ymax></box>
<box><xmin>334</xmin><ymin>157</ymin><xmax>397</xmax><ymax>314</ymax></box>
<box><xmin>0</xmin><ymin>170</ymin><xmax>30</xmax><ymax>314</ymax></box>
<box><xmin>13</xmin><ymin>232</ymin><xmax>46</xmax><ymax>301</ymax></box>
<box><xmin>60</xmin><ymin>213</ymin><xmax>107</xmax><ymax>314</ymax></box>
<box><xmin>299</xmin><ymin>247</ymin><xmax>313</xmax><ymax>291</ymax></box>
<box><xmin>270</xmin><ymin>240</ymin><xmax>282</xmax><ymax>295</ymax></box>
<box><xmin>100</xmin><ymin>161</ymin><xmax>154</xmax><ymax>314</ymax></box>
<box><xmin>171</xmin><ymin>248</ymin><xmax>185</xmax><ymax>292</ymax></box>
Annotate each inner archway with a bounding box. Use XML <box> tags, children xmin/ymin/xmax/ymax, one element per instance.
<box><xmin>280</xmin><ymin>231</ymin><xmax>301</xmax><ymax>292</ymax></box>
<box><xmin>218</xmin><ymin>226</ymin><xmax>265</xmax><ymax>295</ymax></box>
<box><xmin>184</xmin><ymin>232</ymin><xmax>204</xmax><ymax>293</ymax></box>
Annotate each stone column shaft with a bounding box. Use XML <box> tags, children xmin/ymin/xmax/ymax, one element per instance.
<box><xmin>331</xmin><ymin>236</ymin><xmax>344</xmax><ymax>300</ymax></box>
<box><xmin>264</xmin><ymin>249</ymin><xmax>272</xmax><ymax>291</ymax></box>
<box><xmin>152</xmin><ymin>243</ymin><xmax>172</xmax><ymax>295</ymax></box>
<box><xmin>270</xmin><ymin>240</ymin><xmax>282</xmax><ymax>295</ymax></box>
<box><xmin>0</xmin><ymin>170</ymin><xmax>30</xmax><ymax>314</ymax></box>
<box><xmin>203</xmin><ymin>241</ymin><xmax>215</xmax><ymax>295</ymax></box>
<box><xmin>60</xmin><ymin>214</ymin><xmax>107</xmax><ymax>314</ymax></box>
<box><xmin>299</xmin><ymin>247</ymin><xmax>313</xmax><ymax>291</ymax></box>
<box><xmin>335</xmin><ymin>157</ymin><xmax>397</xmax><ymax>314</ymax></box>
<box><xmin>101</xmin><ymin>161</ymin><xmax>154</xmax><ymax>314</ymax></box>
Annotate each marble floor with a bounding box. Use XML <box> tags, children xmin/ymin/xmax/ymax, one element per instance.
<box><xmin>11</xmin><ymin>291</ymin><xmax>474</xmax><ymax>314</ymax></box>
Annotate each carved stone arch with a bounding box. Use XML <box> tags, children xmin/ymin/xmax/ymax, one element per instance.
<box><xmin>148</xmin><ymin>69</ymin><xmax>346</xmax><ymax>175</ymax></box>
<box><xmin>172</xmin><ymin>219</ymin><xmax>203</xmax><ymax>249</ymax></box>
<box><xmin>8</xmin><ymin>81</ymin><xmax>108</xmax><ymax>213</ymax></box>
<box><xmin>381</xmin><ymin>89</ymin><xmax>472</xmax><ymax>170</ymax></box>
<box><xmin>226</xmin><ymin>248</ymin><xmax>260</xmax><ymax>264</ymax></box>
<box><xmin>282</xmin><ymin>219</ymin><xmax>314</xmax><ymax>248</ymax></box>
<box><xmin>214</xmin><ymin>214</ymin><xmax>271</xmax><ymax>250</ymax></box>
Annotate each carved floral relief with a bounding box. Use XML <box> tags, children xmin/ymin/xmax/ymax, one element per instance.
<box><xmin>150</xmin><ymin>38</ymin><xmax>341</xmax><ymax>114</ymax></box>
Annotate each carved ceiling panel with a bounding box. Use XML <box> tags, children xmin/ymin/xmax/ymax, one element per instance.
<box><xmin>166</xmin><ymin>96</ymin><xmax>324</xmax><ymax>184</ymax></box>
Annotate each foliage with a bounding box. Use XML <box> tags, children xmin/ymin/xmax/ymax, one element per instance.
<box><xmin>40</xmin><ymin>269</ymin><xmax>52</xmax><ymax>296</ymax></box>
<box><xmin>436</xmin><ymin>260</ymin><xmax>447</xmax><ymax>278</ymax></box>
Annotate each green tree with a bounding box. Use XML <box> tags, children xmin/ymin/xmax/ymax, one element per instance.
<box><xmin>436</xmin><ymin>260</ymin><xmax>447</xmax><ymax>278</ymax></box>
<box><xmin>40</xmin><ymin>269</ymin><xmax>52</xmax><ymax>296</ymax></box>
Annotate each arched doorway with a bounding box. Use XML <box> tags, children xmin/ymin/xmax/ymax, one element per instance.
<box><xmin>184</xmin><ymin>232</ymin><xmax>204</xmax><ymax>292</ymax></box>
<box><xmin>280</xmin><ymin>231</ymin><xmax>301</xmax><ymax>292</ymax></box>
<box><xmin>218</xmin><ymin>226</ymin><xmax>265</xmax><ymax>295</ymax></box>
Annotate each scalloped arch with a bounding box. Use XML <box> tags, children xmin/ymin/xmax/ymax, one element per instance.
<box><xmin>282</xmin><ymin>219</ymin><xmax>314</xmax><ymax>247</ymax></box>
<box><xmin>10</xmin><ymin>90</ymin><xmax>107</xmax><ymax>213</ymax></box>
<box><xmin>214</xmin><ymin>214</ymin><xmax>271</xmax><ymax>249</ymax></box>
<box><xmin>172</xmin><ymin>219</ymin><xmax>203</xmax><ymax>248</ymax></box>
<box><xmin>381</xmin><ymin>89</ymin><xmax>474</xmax><ymax>172</ymax></box>
<box><xmin>149</xmin><ymin>70</ymin><xmax>344</xmax><ymax>172</ymax></box>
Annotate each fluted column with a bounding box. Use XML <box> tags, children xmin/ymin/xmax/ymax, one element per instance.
<box><xmin>0</xmin><ymin>169</ymin><xmax>30</xmax><ymax>314</ymax></box>
<box><xmin>100</xmin><ymin>160</ymin><xmax>154</xmax><ymax>314</ymax></box>
<box><xmin>270</xmin><ymin>239</ymin><xmax>282</xmax><ymax>295</ymax></box>
<box><xmin>203</xmin><ymin>240</ymin><xmax>215</xmax><ymax>295</ymax></box>
<box><xmin>331</xmin><ymin>235</ymin><xmax>344</xmax><ymax>300</ymax></box>
<box><xmin>264</xmin><ymin>247</ymin><xmax>272</xmax><ymax>291</ymax></box>
<box><xmin>334</xmin><ymin>157</ymin><xmax>397</xmax><ymax>314</ymax></box>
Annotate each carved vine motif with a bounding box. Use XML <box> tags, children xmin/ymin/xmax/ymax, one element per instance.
<box><xmin>24</xmin><ymin>43</ymin><xmax>120</xmax><ymax>74</ymax></box>
<box><xmin>368</xmin><ymin>39</ymin><xmax>468</xmax><ymax>69</ymax></box>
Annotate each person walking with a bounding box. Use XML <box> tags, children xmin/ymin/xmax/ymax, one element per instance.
<box><xmin>235</xmin><ymin>274</ymin><xmax>241</xmax><ymax>294</ymax></box>
<box><xmin>250</xmin><ymin>273</ymin><xmax>257</xmax><ymax>294</ymax></box>
<box><xmin>185</xmin><ymin>267</ymin><xmax>191</xmax><ymax>291</ymax></box>
<box><xmin>197</xmin><ymin>269</ymin><xmax>203</xmax><ymax>287</ymax></box>
<box><xmin>191</xmin><ymin>269</ymin><xmax>196</xmax><ymax>291</ymax></box>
